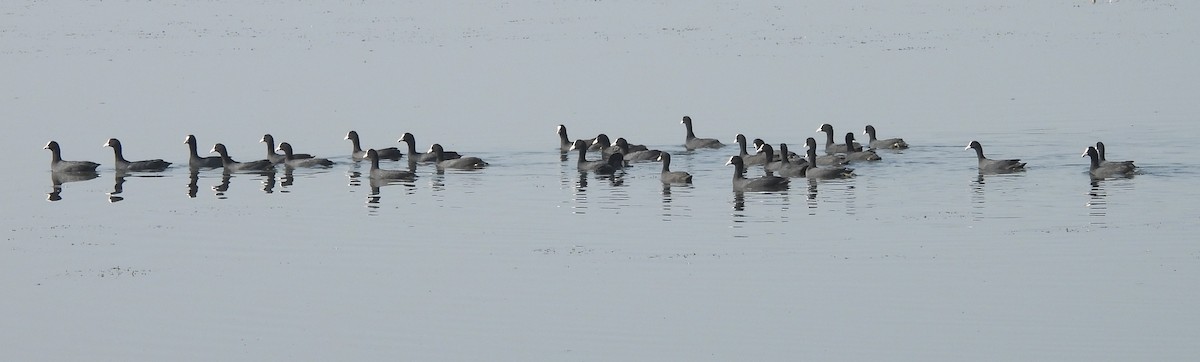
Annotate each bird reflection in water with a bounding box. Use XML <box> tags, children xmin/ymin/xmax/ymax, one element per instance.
<box><xmin>970</xmin><ymin>174</ymin><xmax>987</xmax><ymax>220</ymax></box>
<box><xmin>213</xmin><ymin>173</ymin><xmax>231</xmax><ymax>199</ymax></box>
<box><xmin>106</xmin><ymin>171</ymin><xmax>168</xmax><ymax>203</ymax></box>
<box><xmin>842</xmin><ymin>184</ymin><xmax>856</xmax><ymax>215</ymax></box>
<box><xmin>48</xmin><ymin>171</ymin><xmax>99</xmax><ymax>202</ymax></box>
<box><xmin>660</xmin><ymin>184</ymin><xmax>674</xmax><ymax>221</ymax></box>
<box><xmin>212</xmin><ymin>170</ymin><xmax>275</xmax><ymax>199</ymax></box>
<box><xmin>659</xmin><ymin>184</ymin><xmax>695</xmax><ymax>221</ymax></box>
<box><xmin>575</xmin><ymin>171</ymin><xmax>588</xmax><ymax>191</ymax></box>
<box><xmin>363</xmin><ymin>177</ymin><xmax>419</xmax><ymax>212</ymax></box>
<box><xmin>187</xmin><ymin>168</ymin><xmax>200</xmax><ymax>198</ymax></box>
<box><xmin>1087</xmin><ymin>179</ymin><xmax>1109</xmax><ymax>226</ymax></box>
<box><xmin>567</xmin><ymin>170</ymin><xmax>589</xmax><ymax>214</ymax></box>
<box><xmin>429</xmin><ymin>173</ymin><xmax>446</xmax><ymax>192</ymax></box>
<box><xmin>280</xmin><ymin>168</ymin><xmax>294</xmax><ymax>191</ymax></box>
<box><xmin>367</xmin><ymin>184</ymin><xmax>382</xmax><ymax>208</ymax></box>
<box><xmin>730</xmin><ymin>191</ymin><xmax>748</xmax><ymax>238</ymax></box>
<box><xmin>803</xmin><ymin>179</ymin><xmax>820</xmax><ymax>214</ymax></box>
<box><xmin>109</xmin><ymin>172</ymin><xmax>127</xmax><ymax>203</ymax></box>
<box><xmin>603</xmin><ymin>172</ymin><xmax>625</xmax><ymax>187</ymax></box>
<box><xmin>260</xmin><ymin>170</ymin><xmax>276</xmax><ymax>193</ymax></box>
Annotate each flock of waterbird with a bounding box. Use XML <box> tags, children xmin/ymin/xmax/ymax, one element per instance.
<box><xmin>42</xmin><ymin>116</ymin><xmax>1137</xmax><ymax>194</ymax></box>
<box><xmin>559</xmin><ymin>116</ymin><xmax>1137</xmax><ymax>192</ymax></box>
<box><xmin>43</xmin><ymin>131</ymin><xmax>486</xmax><ymax>180</ymax></box>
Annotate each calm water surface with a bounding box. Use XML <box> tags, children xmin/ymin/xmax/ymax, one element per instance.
<box><xmin>8</xmin><ymin>130</ymin><xmax>1200</xmax><ymax>360</ymax></box>
<box><xmin>3</xmin><ymin>1</ymin><xmax>1200</xmax><ymax>360</ymax></box>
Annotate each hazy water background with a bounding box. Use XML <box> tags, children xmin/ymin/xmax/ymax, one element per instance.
<box><xmin>3</xmin><ymin>1</ymin><xmax>1200</xmax><ymax>360</ymax></box>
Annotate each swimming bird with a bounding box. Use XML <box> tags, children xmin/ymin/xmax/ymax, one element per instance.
<box><xmin>103</xmin><ymin>138</ymin><xmax>171</xmax><ymax>171</ymax></box>
<box><xmin>557</xmin><ymin>125</ymin><xmax>600</xmax><ymax>152</ymax></box>
<box><xmin>804</xmin><ymin>139</ymin><xmax>855</xmax><ymax>179</ymax></box>
<box><xmin>966</xmin><ymin>141</ymin><xmax>1026</xmax><ymax>173</ymax></box>
<box><xmin>210</xmin><ymin>143</ymin><xmax>275</xmax><ymax>172</ymax></box>
<box><xmin>727</xmin><ymin>155</ymin><xmax>789</xmax><ymax>192</ymax></box>
<box><xmin>736</xmin><ymin>134</ymin><xmax>769</xmax><ymax>166</ymax></box>
<box><xmin>429</xmin><ymin>144</ymin><xmax>487</xmax><ymax>170</ymax></box>
<box><xmin>767</xmin><ymin>143</ymin><xmax>809</xmax><ymax>178</ymax></box>
<box><xmin>1095</xmin><ymin>141</ymin><xmax>1136</xmax><ymax>168</ymax></box>
<box><xmin>1083</xmin><ymin>146</ymin><xmax>1135</xmax><ymax>179</ymax></box>
<box><xmin>657</xmin><ymin>152</ymin><xmax>692</xmax><ymax>184</ymax></box>
<box><xmin>756</xmin><ymin>142</ymin><xmax>784</xmax><ymax>175</ymax></box>
<box><xmin>863</xmin><ymin>125</ymin><xmax>909</xmax><ymax>149</ymax></box>
<box><xmin>816</xmin><ymin>123</ymin><xmax>862</xmax><ymax>154</ymax></box>
<box><xmin>594</xmin><ymin>134</ymin><xmax>648</xmax><ymax>155</ymax></box>
<box><xmin>752</xmin><ymin>138</ymin><xmax>800</xmax><ymax>163</ymax></box>
<box><xmin>592</xmin><ymin>134</ymin><xmax>618</xmax><ymax>157</ymax></box>
<box><xmin>802</xmin><ymin>137</ymin><xmax>850</xmax><ymax>166</ymax></box>
<box><xmin>345</xmin><ymin>131</ymin><xmax>402</xmax><ymax>161</ymax></box>
<box><xmin>681</xmin><ymin>116</ymin><xmax>724</xmax><ymax>150</ymax></box>
<box><xmin>614</xmin><ymin>137</ymin><xmax>661</xmax><ymax>163</ymax></box>
<box><xmin>842</xmin><ymin>133</ymin><xmax>882</xmax><ymax>161</ymax></box>
<box><xmin>184</xmin><ymin>135</ymin><xmax>223</xmax><ymax>169</ymax></box>
<box><xmin>399</xmin><ymin>133</ymin><xmax>461</xmax><ymax>163</ymax></box>
<box><xmin>569</xmin><ymin>139</ymin><xmax>614</xmax><ymax>174</ymax></box>
<box><xmin>365</xmin><ymin>149</ymin><xmax>416</xmax><ymax>180</ymax></box>
<box><xmin>277</xmin><ymin>142</ymin><xmax>333</xmax><ymax>168</ymax></box>
<box><xmin>261</xmin><ymin>134</ymin><xmax>313</xmax><ymax>164</ymax></box>
<box><xmin>44</xmin><ymin>141</ymin><xmax>100</xmax><ymax>173</ymax></box>
<box><xmin>557</xmin><ymin>125</ymin><xmax>574</xmax><ymax>153</ymax></box>
<box><xmin>605</xmin><ymin>152</ymin><xmax>625</xmax><ymax>173</ymax></box>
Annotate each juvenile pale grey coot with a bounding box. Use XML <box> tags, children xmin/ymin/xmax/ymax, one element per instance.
<box><xmin>842</xmin><ymin>133</ymin><xmax>882</xmax><ymax>161</ymax></box>
<box><xmin>804</xmin><ymin>138</ymin><xmax>855</xmax><ymax>179</ymax></box>
<box><xmin>863</xmin><ymin>125</ymin><xmax>909</xmax><ymax>149</ymax></box>
<box><xmin>277</xmin><ymin>142</ymin><xmax>333</xmax><ymax>168</ymax></box>
<box><xmin>399</xmin><ymin>133</ymin><xmax>461</xmax><ymax>163</ymax></box>
<box><xmin>209</xmin><ymin>143</ymin><xmax>275</xmax><ymax>172</ymax></box>
<box><xmin>657</xmin><ymin>152</ymin><xmax>693</xmax><ymax>184</ymax></box>
<box><xmin>1083</xmin><ymin>146</ymin><xmax>1135</xmax><ymax>179</ymax></box>
<box><xmin>103</xmin><ymin>138</ymin><xmax>171</xmax><ymax>171</ymax></box>
<box><xmin>681</xmin><ymin>116</ymin><xmax>724</xmax><ymax>150</ymax></box>
<box><xmin>44</xmin><ymin>141</ymin><xmax>101</xmax><ymax>173</ymax></box>
<box><xmin>429</xmin><ymin>143</ymin><xmax>487</xmax><ymax>169</ymax></box>
<box><xmin>966</xmin><ymin>140</ymin><xmax>1026</xmax><ymax>174</ymax></box>
<box><xmin>569</xmin><ymin>139</ymin><xmax>614</xmax><ymax>174</ymax></box>
<box><xmin>365</xmin><ymin>149</ymin><xmax>416</xmax><ymax>180</ymax></box>
<box><xmin>727</xmin><ymin>155</ymin><xmax>789</xmax><ymax>191</ymax></box>
<box><xmin>261</xmin><ymin>134</ymin><xmax>313</xmax><ymax>164</ymax></box>
<box><xmin>816</xmin><ymin>124</ymin><xmax>862</xmax><ymax>154</ymax></box>
<box><xmin>184</xmin><ymin>135</ymin><xmax>224</xmax><ymax>169</ymax></box>
<box><xmin>345</xmin><ymin>131</ymin><xmax>402</xmax><ymax>161</ymax></box>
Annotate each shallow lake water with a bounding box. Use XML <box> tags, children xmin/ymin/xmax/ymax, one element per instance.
<box><xmin>3</xmin><ymin>1</ymin><xmax>1200</xmax><ymax>360</ymax></box>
